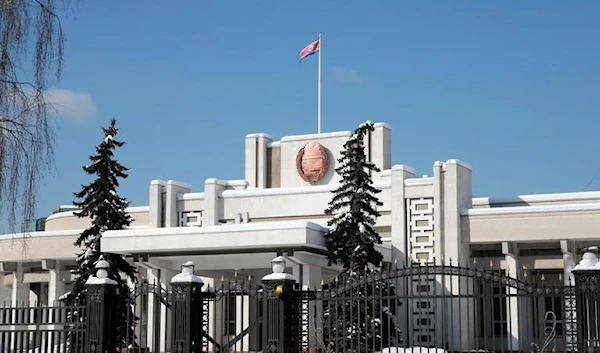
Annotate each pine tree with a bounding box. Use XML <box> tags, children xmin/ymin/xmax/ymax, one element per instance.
<box><xmin>324</xmin><ymin>121</ymin><xmax>384</xmax><ymax>271</ymax></box>
<box><xmin>63</xmin><ymin>118</ymin><xmax>137</xmax><ymax>349</ymax></box>
<box><xmin>322</xmin><ymin>121</ymin><xmax>401</xmax><ymax>352</ymax></box>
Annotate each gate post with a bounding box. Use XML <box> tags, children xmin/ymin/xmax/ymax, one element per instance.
<box><xmin>573</xmin><ymin>246</ymin><xmax>600</xmax><ymax>353</ymax></box>
<box><xmin>170</xmin><ymin>261</ymin><xmax>205</xmax><ymax>353</ymax></box>
<box><xmin>85</xmin><ymin>256</ymin><xmax>118</xmax><ymax>353</ymax></box>
<box><xmin>261</xmin><ymin>256</ymin><xmax>298</xmax><ymax>353</ymax></box>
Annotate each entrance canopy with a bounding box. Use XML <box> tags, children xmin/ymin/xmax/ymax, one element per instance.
<box><xmin>102</xmin><ymin>220</ymin><xmax>329</xmax><ymax>271</ymax></box>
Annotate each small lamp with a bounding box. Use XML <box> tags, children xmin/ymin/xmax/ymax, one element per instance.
<box><xmin>271</xmin><ymin>256</ymin><xmax>286</xmax><ymax>274</ymax></box>
<box><xmin>181</xmin><ymin>261</ymin><xmax>195</xmax><ymax>276</ymax></box>
<box><xmin>96</xmin><ymin>256</ymin><xmax>110</xmax><ymax>279</ymax></box>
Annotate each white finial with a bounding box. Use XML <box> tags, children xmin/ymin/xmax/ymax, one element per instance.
<box><xmin>171</xmin><ymin>261</ymin><xmax>204</xmax><ymax>284</ymax></box>
<box><xmin>85</xmin><ymin>255</ymin><xmax>117</xmax><ymax>285</ymax></box>
<box><xmin>95</xmin><ymin>256</ymin><xmax>110</xmax><ymax>279</ymax></box>
<box><xmin>262</xmin><ymin>256</ymin><xmax>296</xmax><ymax>281</ymax></box>
<box><xmin>181</xmin><ymin>261</ymin><xmax>194</xmax><ymax>275</ymax></box>
<box><xmin>574</xmin><ymin>246</ymin><xmax>600</xmax><ymax>270</ymax></box>
<box><xmin>272</xmin><ymin>256</ymin><xmax>286</xmax><ymax>274</ymax></box>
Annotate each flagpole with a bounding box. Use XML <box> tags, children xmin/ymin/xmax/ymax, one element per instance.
<box><xmin>317</xmin><ymin>33</ymin><xmax>322</xmax><ymax>134</ymax></box>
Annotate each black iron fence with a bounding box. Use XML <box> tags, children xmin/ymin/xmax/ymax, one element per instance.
<box><xmin>199</xmin><ymin>278</ymin><xmax>263</xmax><ymax>352</ymax></box>
<box><xmin>0</xmin><ymin>300</ymin><xmax>86</xmax><ymax>353</ymax></box>
<box><xmin>119</xmin><ymin>281</ymin><xmax>171</xmax><ymax>353</ymax></box>
<box><xmin>2</xmin><ymin>258</ymin><xmax>600</xmax><ymax>353</ymax></box>
<box><xmin>298</xmin><ymin>264</ymin><xmax>577</xmax><ymax>353</ymax></box>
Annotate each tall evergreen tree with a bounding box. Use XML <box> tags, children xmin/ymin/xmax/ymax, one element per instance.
<box><xmin>324</xmin><ymin>121</ymin><xmax>384</xmax><ymax>271</ymax></box>
<box><xmin>322</xmin><ymin>121</ymin><xmax>401</xmax><ymax>352</ymax></box>
<box><xmin>63</xmin><ymin>118</ymin><xmax>137</xmax><ymax>348</ymax></box>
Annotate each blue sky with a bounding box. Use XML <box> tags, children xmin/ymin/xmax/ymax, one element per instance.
<box><xmin>33</xmin><ymin>1</ymin><xmax>600</xmax><ymax>217</ymax></box>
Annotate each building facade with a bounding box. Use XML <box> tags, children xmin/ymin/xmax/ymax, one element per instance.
<box><xmin>0</xmin><ymin>122</ymin><xmax>597</xmax><ymax>307</ymax></box>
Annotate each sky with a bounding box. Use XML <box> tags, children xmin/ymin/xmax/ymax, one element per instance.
<box><xmin>27</xmin><ymin>1</ymin><xmax>600</xmax><ymax>219</ymax></box>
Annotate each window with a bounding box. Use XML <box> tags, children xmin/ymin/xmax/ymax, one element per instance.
<box><xmin>179</xmin><ymin>211</ymin><xmax>204</xmax><ymax>227</ymax></box>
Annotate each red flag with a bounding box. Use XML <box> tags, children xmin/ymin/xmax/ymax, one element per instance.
<box><xmin>299</xmin><ymin>39</ymin><xmax>320</xmax><ymax>61</ymax></box>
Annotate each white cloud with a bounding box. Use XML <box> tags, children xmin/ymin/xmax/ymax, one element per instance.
<box><xmin>331</xmin><ymin>66</ymin><xmax>362</xmax><ymax>84</ymax></box>
<box><xmin>44</xmin><ymin>88</ymin><xmax>97</xmax><ymax>120</ymax></box>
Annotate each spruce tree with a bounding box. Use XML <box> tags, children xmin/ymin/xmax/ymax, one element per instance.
<box><xmin>322</xmin><ymin>121</ymin><xmax>401</xmax><ymax>352</ymax></box>
<box><xmin>64</xmin><ymin>118</ymin><xmax>137</xmax><ymax>348</ymax></box>
<box><xmin>324</xmin><ymin>121</ymin><xmax>384</xmax><ymax>271</ymax></box>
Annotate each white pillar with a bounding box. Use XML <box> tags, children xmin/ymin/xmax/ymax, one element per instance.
<box><xmin>440</xmin><ymin>160</ymin><xmax>473</xmax><ymax>351</ymax></box>
<box><xmin>165</xmin><ymin>180</ymin><xmax>191</xmax><ymax>227</ymax></box>
<box><xmin>160</xmin><ymin>269</ymin><xmax>179</xmax><ymax>352</ymax></box>
<box><xmin>0</xmin><ymin>274</ymin><xmax>11</xmax><ymax>303</ymax></box>
<box><xmin>390</xmin><ymin>165</ymin><xmax>416</xmax><ymax>264</ymax></box>
<box><xmin>245</xmin><ymin>133</ymin><xmax>273</xmax><ymax>188</ymax></box>
<box><xmin>47</xmin><ymin>261</ymin><xmax>66</xmax><ymax>306</ymax></box>
<box><xmin>441</xmin><ymin>160</ymin><xmax>473</xmax><ymax>262</ymax></box>
<box><xmin>204</xmin><ymin>179</ymin><xmax>226</xmax><ymax>226</ymax></box>
<box><xmin>561</xmin><ymin>240</ymin><xmax>576</xmax><ymax>285</ymax></box>
<box><xmin>368</xmin><ymin>123</ymin><xmax>392</xmax><ymax>173</ymax></box>
<box><xmin>149</xmin><ymin>180</ymin><xmax>166</xmax><ymax>228</ymax></box>
<box><xmin>145</xmin><ymin>268</ymin><xmax>161</xmax><ymax>350</ymax></box>
<box><xmin>561</xmin><ymin>240</ymin><xmax>577</xmax><ymax>351</ymax></box>
<box><xmin>12</xmin><ymin>263</ymin><xmax>30</xmax><ymax>305</ymax></box>
<box><xmin>502</xmin><ymin>242</ymin><xmax>520</xmax><ymax>351</ymax></box>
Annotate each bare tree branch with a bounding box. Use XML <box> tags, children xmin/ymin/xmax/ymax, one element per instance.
<box><xmin>0</xmin><ymin>0</ymin><xmax>73</xmax><ymax>243</ymax></box>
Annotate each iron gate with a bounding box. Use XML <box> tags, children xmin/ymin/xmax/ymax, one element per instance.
<box><xmin>298</xmin><ymin>263</ymin><xmax>576</xmax><ymax>353</ymax></box>
<box><xmin>121</xmin><ymin>280</ymin><xmax>171</xmax><ymax>353</ymax></box>
<box><xmin>199</xmin><ymin>278</ymin><xmax>263</xmax><ymax>353</ymax></box>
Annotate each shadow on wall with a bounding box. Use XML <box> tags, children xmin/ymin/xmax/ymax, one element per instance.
<box><xmin>314</xmin><ymin>148</ymin><xmax>338</xmax><ymax>186</ymax></box>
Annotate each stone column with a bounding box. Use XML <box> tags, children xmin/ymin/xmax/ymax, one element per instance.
<box><xmin>561</xmin><ymin>240</ymin><xmax>576</xmax><ymax>285</ymax></box>
<box><xmin>12</xmin><ymin>262</ymin><xmax>30</xmax><ymax>305</ymax></box>
<box><xmin>170</xmin><ymin>261</ymin><xmax>205</xmax><ymax>353</ymax></box>
<box><xmin>245</xmin><ymin>133</ymin><xmax>273</xmax><ymax>188</ymax></box>
<box><xmin>165</xmin><ymin>180</ymin><xmax>191</xmax><ymax>227</ymax></box>
<box><xmin>204</xmin><ymin>179</ymin><xmax>226</xmax><ymax>226</ymax></box>
<box><xmin>573</xmin><ymin>246</ymin><xmax>600</xmax><ymax>352</ymax></box>
<box><xmin>261</xmin><ymin>256</ymin><xmax>299</xmax><ymax>353</ymax></box>
<box><xmin>160</xmin><ymin>268</ymin><xmax>179</xmax><ymax>351</ymax></box>
<box><xmin>145</xmin><ymin>267</ymin><xmax>161</xmax><ymax>351</ymax></box>
<box><xmin>45</xmin><ymin>260</ymin><xmax>66</xmax><ymax>306</ymax></box>
<box><xmin>441</xmin><ymin>160</ymin><xmax>473</xmax><ymax>351</ymax></box>
<box><xmin>0</xmin><ymin>274</ymin><xmax>11</xmax><ymax>303</ymax></box>
<box><xmin>561</xmin><ymin>240</ymin><xmax>578</xmax><ymax>351</ymax></box>
<box><xmin>390</xmin><ymin>164</ymin><xmax>416</xmax><ymax>263</ymax></box>
<box><xmin>149</xmin><ymin>180</ymin><xmax>166</xmax><ymax>228</ymax></box>
<box><xmin>85</xmin><ymin>257</ymin><xmax>118</xmax><ymax>353</ymax></box>
<box><xmin>502</xmin><ymin>242</ymin><xmax>521</xmax><ymax>351</ymax></box>
<box><xmin>368</xmin><ymin>122</ymin><xmax>392</xmax><ymax>173</ymax></box>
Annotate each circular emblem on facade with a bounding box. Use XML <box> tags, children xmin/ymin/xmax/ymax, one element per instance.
<box><xmin>296</xmin><ymin>142</ymin><xmax>329</xmax><ymax>184</ymax></box>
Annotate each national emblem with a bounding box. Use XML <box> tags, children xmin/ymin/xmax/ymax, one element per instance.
<box><xmin>296</xmin><ymin>142</ymin><xmax>329</xmax><ymax>184</ymax></box>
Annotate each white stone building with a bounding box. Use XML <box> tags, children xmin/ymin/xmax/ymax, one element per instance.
<box><xmin>0</xmin><ymin>121</ymin><xmax>597</xmax><ymax>306</ymax></box>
